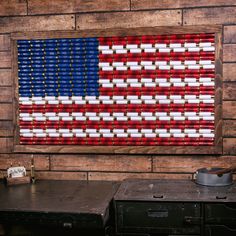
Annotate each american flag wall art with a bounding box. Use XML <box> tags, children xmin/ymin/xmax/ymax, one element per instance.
<box><xmin>17</xmin><ymin>33</ymin><xmax>215</xmax><ymax>146</ymax></box>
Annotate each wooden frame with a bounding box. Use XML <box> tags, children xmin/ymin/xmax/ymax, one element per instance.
<box><xmin>11</xmin><ymin>25</ymin><xmax>223</xmax><ymax>154</ymax></box>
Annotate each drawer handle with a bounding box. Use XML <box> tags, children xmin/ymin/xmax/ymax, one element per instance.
<box><xmin>216</xmin><ymin>196</ymin><xmax>227</xmax><ymax>200</ymax></box>
<box><xmin>147</xmin><ymin>210</ymin><xmax>168</xmax><ymax>218</ymax></box>
<box><xmin>153</xmin><ymin>195</ymin><xmax>164</xmax><ymax>199</ymax></box>
<box><xmin>184</xmin><ymin>216</ymin><xmax>202</xmax><ymax>225</ymax></box>
<box><xmin>63</xmin><ymin>222</ymin><xmax>73</xmax><ymax>228</ymax></box>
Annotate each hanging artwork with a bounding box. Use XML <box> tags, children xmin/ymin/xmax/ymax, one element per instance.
<box><xmin>17</xmin><ymin>33</ymin><xmax>216</xmax><ymax>146</ymax></box>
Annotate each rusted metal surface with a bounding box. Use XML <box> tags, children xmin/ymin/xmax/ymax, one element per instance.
<box><xmin>114</xmin><ymin>179</ymin><xmax>236</xmax><ymax>202</ymax></box>
<box><xmin>0</xmin><ymin>180</ymin><xmax>119</xmax><ymax>228</ymax></box>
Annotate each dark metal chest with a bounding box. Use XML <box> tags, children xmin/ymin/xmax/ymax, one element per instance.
<box><xmin>114</xmin><ymin>179</ymin><xmax>236</xmax><ymax>236</ymax></box>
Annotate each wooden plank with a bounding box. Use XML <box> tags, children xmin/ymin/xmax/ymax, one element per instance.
<box><xmin>131</xmin><ymin>0</ymin><xmax>236</xmax><ymax>10</ymax></box>
<box><xmin>0</xmin><ymin>138</ymin><xmax>13</xmax><ymax>153</ymax></box>
<box><xmin>224</xmin><ymin>25</ymin><xmax>236</xmax><ymax>43</ymax></box>
<box><xmin>0</xmin><ymin>87</ymin><xmax>12</xmax><ymax>103</ymax></box>
<box><xmin>14</xmin><ymin>145</ymin><xmax>220</xmax><ymax>154</ymax></box>
<box><xmin>76</xmin><ymin>10</ymin><xmax>182</xmax><ymax>30</ymax></box>
<box><xmin>223</xmin><ymin>138</ymin><xmax>236</xmax><ymax>155</ymax></box>
<box><xmin>223</xmin><ymin>82</ymin><xmax>236</xmax><ymax>100</ymax></box>
<box><xmin>223</xmin><ymin>63</ymin><xmax>236</xmax><ymax>82</ymax></box>
<box><xmin>214</xmin><ymin>32</ymin><xmax>223</xmax><ymax>151</ymax></box>
<box><xmin>0</xmin><ymin>69</ymin><xmax>12</xmax><ymax>86</ymax></box>
<box><xmin>0</xmin><ymin>154</ymin><xmax>49</xmax><ymax>170</ymax></box>
<box><xmin>88</xmin><ymin>172</ymin><xmax>191</xmax><ymax>181</ymax></box>
<box><xmin>0</xmin><ymin>15</ymin><xmax>75</xmax><ymax>33</ymax></box>
<box><xmin>223</xmin><ymin>101</ymin><xmax>236</xmax><ymax>119</ymax></box>
<box><xmin>0</xmin><ymin>121</ymin><xmax>13</xmax><ymax>137</ymax></box>
<box><xmin>223</xmin><ymin>120</ymin><xmax>236</xmax><ymax>137</ymax></box>
<box><xmin>36</xmin><ymin>171</ymin><xmax>87</xmax><ymax>180</ymax></box>
<box><xmin>0</xmin><ymin>34</ymin><xmax>10</xmax><ymax>51</ymax></box>
<box><xmin>28</xmin><ymin>0</ymin><xmax>130</xmax><ymax>15</ymax></box>
<box><xmin>0</xmin><ymin>0</ymin><xmax>27</xmax><ymax>16</ymax></box>
<box><xmin>223</xmin><ymin>44</ymin><xmax>236</xmax><ymax>62</ymax></box>
<box><xmin>51</xmin><ymin>155</ymin><xmax>151</xmax><ymax>172</ymax></box>
<box><xmin>183</xmin><ymin>7</ymin><xmax>236</xmax><ymax>25</ymax></box>
<box><xmin>11</xmin><ymin>25</ymin><xmax>222</xmax><ymax>40</ymax></box>
<box><xmin>0</xmin><ymin>51</ymin><xmax>11</xmax><ymax>68</ymax></box>
<box><xmin>153</xmin><ymin>156</ymin><xmax>234</xmax><ymax>173</ymax></box>
<box><xmin>0</xmin><ymin>104</ymin><xmax>12</xmax><ymax>120</ymax></box>
<box><xmin>12</xmin><ymin>39</ymin><xmax>19</xmax><ymax>147</ymax></box>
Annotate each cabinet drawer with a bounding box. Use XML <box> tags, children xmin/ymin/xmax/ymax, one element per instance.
<box><xmin>205</xmin><ymin>225</ymin><xmax>236</xmax><ymax>236</ymax></box>
<box><xmin>116</xmin><ymin>234</ymin><xmax>200</xmax><ymax>236</ymax></box>
<box><xmin>116</xmin><ymin>201</ymin><xmax>200</xmax><ymax>234</ymax></box>
<box><xmin>205</xmin><ymin>203</ymin><xmax>236</xmax><ymax>225</ymax></box>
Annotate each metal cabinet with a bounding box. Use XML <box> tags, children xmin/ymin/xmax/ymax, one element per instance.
<box><xmin>0</xmin><ymin>180</ymin><xmax>119</xmax><ymax>236</ymax></box>
<box><xmin>204</xmin><ymin>203</ymin><xmax>236</xmax><ymax>236</ymax></box>
<box><xmin>114</xmin><ymin>179</ymin><xmax>236</xmax><ymax>236</ymax></box>
<box><xmin>205</xmin><ymin>225</ymin><xmax>236</xmax><ymax>236</ymax></box>
<box><xmin>116</xmin><ymin>201</ymin><xmax>201</xmax><ymax>235</ymax></box>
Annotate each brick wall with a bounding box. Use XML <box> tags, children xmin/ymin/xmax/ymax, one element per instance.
<box><xmin>0</xmin><ymin>0</ymin><xmax>235</xmax><ymax>181</ymax></box>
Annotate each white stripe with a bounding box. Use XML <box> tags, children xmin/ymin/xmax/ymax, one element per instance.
<box><xmin>20</xmin><ymin>129</ymin><xmax>214</xmax><ymax>138</ymax></box>
<box><xmin>173</xmin><ymin>47</ymin><xmax>185</xmax><ymax>52</ymax></box>
<box><xmin>188</xmin><ymin>47</ymin><xmax>200</xmax><ymax>52</ymax></box>
<box><xmin>200</xmin><ymin>60</ymin><xmax>212</xmax><ymax>65</ymax></box>
<box><xmin>203</xmin><ymin>46</ymin><xmax>215</xmax><ymax>51</ymax></box>
<box><xmin>20</xmin><ymin>94</ymin><xmax>214</xmax><ymax>106</ymax></box>
<box><xmin>127</xmin><ymin>61</ymin><xmax>138</xmax><ymax>66</ymax></box>
<box><xmin>20</xmin><ymin>91</ymin><xmax>214</xmax><ymax>104</ymax></box>
<box><xmin>116</xmin><ymin>49</ymin><xmax>128</xmax><ymax>54</ymax></box>
<box><xmin>141</xmin><ymin>61</ymin><xmax>153</xmax><ymax>66</ymax></box>
<box><xmin>159</xmin><ymin>48</ymin><xmax>171</xmax><ymax>53</ymax></box>
<box><xmin>130</xmin><ymin>48</ymin><xmax>141</xmax><ymax>53</ymax></box>
<box><xmin>126</xmin><ymin>44</ymin><xmax>138</xmax><ymax>49</ymax></box>
<box><xmin>199</xmin><ymin>42</ymin><xmax>212</xmax><ymax>47</ymax></box>
<box><xmin>140</xmin><ymin>43</ymin><xmax>152</xmax><ymax>49</ymax></box>
<box><xmin>144</xmin><ymin>48</ymin><xmax>156</xmax><ymax>53</ymax></box>
<box><xmin>19</xmin><ymin>112</ymin><xmax>215</xmax><ymax>121</ymax></box>
<box><xmin>98</xmin><ymin>45</ymin><xmax>110</xmax><ymax>50</ymax></box>
<box><xmin>169</xmin><ymin>43</ymin><xmax>181</xmax><ymax>48</ymax></box>
<box><xmin>185</xmin><ymin>60</ymin><xmax>196</xmax><ymax>65</ymax></box>
<box><xmin>170</xmin><ymin>61</ymin><xmax>182</xmax><ymax>65</ymax></box>
<box><xmin>112</xmin><ymin>45</ymin><xmax>123</xmax><ymax>50</ymax></box>
<box><xmin>99</xmin><ymin>60</ymin><xmax>215</xmax><ymax>71</ymax></box>
<box><xmin>185</xmin><ymin>43</ymin><xmax>197</xmax><ymax>47</ymax></box>
<box><xmin>99</xmin><ymin>42</ymin><xmax>214</xmax><ymax>53</ymax></box>
<box><xmin>101</xmin><ymin>49</ymin><xmax>113</xmax><ymax>54</ymax></box>
<box><xmin>203</xmin><ymin>64</ymin><xmax>215</xmax><ymax>69</ymax></box>
<box><xmin>155</xmin><ymin>44</ymin><xmax>167</xmax><ymax>48</ymax></box>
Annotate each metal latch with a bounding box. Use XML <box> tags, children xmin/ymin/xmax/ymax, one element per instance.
<box><xmin>184</xmin><ymin>216</ymin><xmax>202</xmax><ymax>225</ymax></box>
<box><xmin>63</xmin><ymin>222</ymin><xmax>73</xmax><ymax>228</ymax></box>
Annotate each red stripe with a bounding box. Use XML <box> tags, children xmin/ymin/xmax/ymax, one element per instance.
<box><xmin>19</xmin><ymin>120</ymin><xmax>214</xmax><ymax>130</ymax></box>
<box><xmin>99</xmin><ymin>69</ymin><xmax>215</xmax><ymax>79</ymax></box>
<box><xmin>19</xmin><ymin>137</ymin><xmax>214</xmax><ymax>146</ymax></box>
<box><xmin>100</xmin><ymin>55</ymin><xmax>215</xmax><ymax>62</ymax></box>
<box><xmin>99</xmin><ymin>72</ymin><xmax>215</xmax><ymax>80</ymax></box>
<box><xmin>99</xmin><ymin>52</ymin><xmax>215</xmax><ymax>62</ymax></box>
<box><xmin>99</xmin><ymin>70</ymin><xmax>215</xmax><ymax>78</ymax></box>
<box><xmin>99</xmin><ymin>87</ymin><xmax>214</xmax><ymax>96</ymax></box>
<box><xmin>98</xmin><ymin>34</ymin><xmax>215</xmax><ymax>45</ymax></box>
<box><xmin>19</xmin><ymin>103</ymin><xmax>214</xmax><ymax>113</ymax></box>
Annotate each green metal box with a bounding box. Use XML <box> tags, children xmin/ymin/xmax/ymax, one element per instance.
<box><xmin>115</xmin><ymin>201</ymin><xmax>201</xmax><ymax>235</ymax></box>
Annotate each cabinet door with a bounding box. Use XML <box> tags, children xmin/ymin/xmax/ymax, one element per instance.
<box><xmin>205</xmin><ymin>225</ymin><xmax>236</xmax><ymax>236</ymax></box>
<box><xmin>205</xmin><ymin>203</ymin><xmax>236</xmax><ymax>225</ymax></box>
<box><xmin>116</xmin><ymin>201</ymin><xmax>201</xmax><ymax>235</ymax></box>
